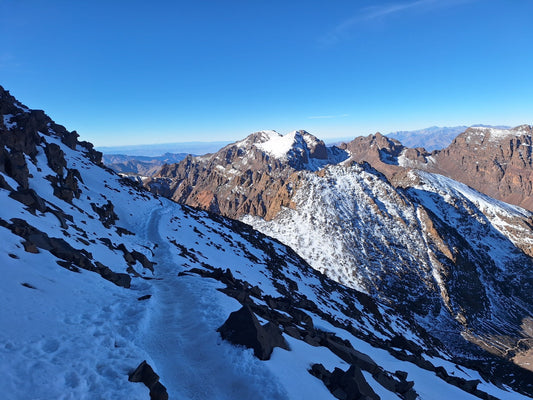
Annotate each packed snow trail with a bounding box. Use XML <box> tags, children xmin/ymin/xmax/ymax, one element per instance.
<box><xmin>138</xmin><ymin>205</ymin><xmax>288</xmax><ymax>400</ymax></box>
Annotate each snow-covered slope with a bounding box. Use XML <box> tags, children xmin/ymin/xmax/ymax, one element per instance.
<box><xmin>243</xmin><ymin>161</ymin><xmax>533</xmax><ymax>381</ymax></box>
<box><xmin>2</xmin><ymin>86</ymin><xmax>532</xmax><ymax>399</ymax></box>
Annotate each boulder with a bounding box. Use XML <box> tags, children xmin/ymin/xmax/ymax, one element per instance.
<box><xmin>329</xmin><ymin>365</ymin><xmax>379</xmax><ymax>400</ymax></box>
<box><xmin>9</xmin><ymin>188</ymin><xmax>47</xmax><ymax>213</ymax></box>
<box><xmin>94</xmin><ymin>261</ymin><xmax>131</xmax><ymax>288</ymax></box>
<box><xmin>217</xmin><ymin>305</ymin><xmax>289</xmax><ymax>360</ymax></box>
<box><xmin>128</xmin><ymin>360</ymin><xmax>168</xmax><ymax>400</ymax></box>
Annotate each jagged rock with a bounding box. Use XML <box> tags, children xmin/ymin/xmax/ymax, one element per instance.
<box><xmin>116</xmin><ymin>226</ymin><xmax>134</xmax><ymax>236</ymax></box>
<box><xmin>3</xmin><ymin>217</ymin><xmax>132</xmax><ymax>288</ymax></box>
<box><xmin>9</xmin><ymin>188</ymin><xmax>47</xmax><ymax>213</ymax></box>
<box><xmin>217</xmin><ymin>305</ymin><xmax>289</xmax><ymax>360</ymax></box>
<box><xmin>372</xmin><ymin>370</ymin><xmax>397</xmax><ymax>391</ymax></box>
<box><xmin>44</xmin><ymin>142</ymin><xmax>66</xmax><ymax>175</ymax></box>
<box><xmin>309</xmin><ymin>362</ymin><xmax>380</xmax><ymax>399</ymax></box>
<box><xmin>91</xmin><ymin>200</ymin><xmax>118</xmax><ymax>228</ymax></box>
<box><xmin>61</xmin><ymin>130</ymin><xmax>79</xmax><ymax>150</ymax></box>
<box><xmin>0</xmin><ymin>173</ymin><xmax>14</xmax><ymax>190</ymax></box>
<box><xmin>394</xmin><ymin>370</ymin><xmax>408</xmax><ymax>381</ymax></box>
<box><xmin>4</xmin><ymin>151</ymin><xmax>29</xmax><ymax>189</ymax></box>
<box><xmin>94</xmin><ymin>261</ymin><xmax>131</xmax><ymax>288</ymax></box>
<box><xmin>131</xmin><ymin>250</ymin><xmax>155</xmax><ymax>272</ymax></box>
<box><xmin>389</xmin><ymin>335</ymin><xmax>423</xmax><ymax>356</ymax></box>
<box><xmin>128</xmin><ymin>360</ymin><xmax>168</xmax><ymax>400</ymax></box>
<box><xmin>48</xmin><ymin>168</ymin><xmax>82</xmax><ymax>203</ymax></box>
<box><xmin>79</xmin><ymin>140</ymin><xmax>103</xmax><ymax>165</ymax></box>
<box><xmin>116</xmin><ymin>244</ymin><xmax>154</xmax><ymax>272</ymax></box>
<box><xmin>322</xmin><ymin>336</ymin><xmax>378</xmax><ymax>374</ymax></box>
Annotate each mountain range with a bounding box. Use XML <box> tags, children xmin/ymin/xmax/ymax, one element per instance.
<box><xmin>102</xmin><ymin>153</ymin><xmax>189</xmax><ymax>177</ymax></box>
<box><xmin>386</xmin><ymin>125</ymin><xmax>511</xmax><ymax>151</ymax></box>
<box><xmin>1</xmin><ymin>85</ymin><xmax>532</xmax><ymax>399</ymax></box>
<box><xmin>145</xmin><ymin>128</ymin><xmax>533</xmax><ymax>385</ymax></box>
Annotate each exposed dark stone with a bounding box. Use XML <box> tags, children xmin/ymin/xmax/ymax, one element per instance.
<box><xmin>128</xmin><ymin>360</ymin><xmax>168</xmax><ymax>400</ymax></box>
<box><xmin>9</xmin><ymin>188</ymin><xmax>47</xmax><ymax>213</ymax></box>
<box><xmin>21</xmin><ymin>282</ymin><xmax>36</xmax><ymax>289</ymax></box>
<box><xmin>3</xmin><ymin>217</ymin><xmax>131</xmax><ymax>288</ymax></box>
<box><xmin>372</xmin><ymin>370</ymin><xmax>397</xmax><ymax>392</ymax></box>
<box><xmin>91</xmin><ymin>200</ymin><xmax>118</xmax><ymax>228</ymax></box>
<box><xmin>396</xmin><ymin>379</ymin><xmax>415</xmax><ymax>394</ymax></box>
<box><xmin>115</xmin><ymin>244</ymin><xmax>154</xmax><ymax>272</ymax></box>
<box><xmin>322</xmin><ymin>336</ymin><xmax>378</xmax><ymax>374</ymax></box>
<box><xmin>4</xmin><ymin>151</ymin><xmax>29</xmax><ymax>189</ymax></box>
<box><xmin>44</xmin><ymin>142</ymin><xmax>66</xmax><ymax>175</ymax></box>
<box><xmin>389</xmin><ymin>335</ymin><xmax>423</xmax><ymax>356</ymax></box>
<box><xmin>47</xmin><ymin>168</ymin><xmax>82</xmax><ymax>203</ymax></box>
<box><xmin>22</xmin><ymin>240</ymin><xmax>39</xmax><ymax>253</ymax></box>
<box><xmin>217</xmin><ymin>305</ymin><xmax>289</xmax><ymax>360</ymax></box>
<box><xmin>79</xmin><ymin>140</ymin><xmax>103</xmax><ymax>165</ymax></box>
<box><xmin>116</xmin><ymin>226</ymin><xmax>134</xmax><ymax>236</ymax></box>
<box><xmin>303</xmin><ymin>333</ymin><xmax>321</xmax><ymax>347</ymax></box>
<box><xmin>329</xmin><ymin>365</ymin><xmax>379</xmax><ymax>400</ymax></box>
<box><xmin>394</xmin><ymin>370</ymin><xmax>408</xmax><ymax>381</ymax></box>
<box><xmin>131</xmin><ymin>250</ymin><xmax>155</xmax><ymax>272</ymax></box>
<box><xmin>94</xmin><ymin>261</ymin><xmax>131</xmax><ymax>288</ymax></box>
<box><xmin>61</xmin><ymin>130</ymin><xmax>79</xmax><ymax>150</ymax></box>
<box><xmin>0</xmin><ymin>174</ymin><xmax>14</xmax><ymax>190</ymax></box>
<box><xmin>138</xmin><ymin>294</ymin><xmax>152</xmax><ymax>301</ymax></box>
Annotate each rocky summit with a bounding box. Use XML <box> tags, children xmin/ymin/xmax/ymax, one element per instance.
<box><xmin>2</xmin><ymin>84</ymin><xmax>533</xmax><ymax>400</ymax></box>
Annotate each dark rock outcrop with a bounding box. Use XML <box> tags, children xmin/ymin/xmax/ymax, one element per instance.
<box><xmin>128</xmin><ymin>361</ymin><xmax>168</xmax><ymax>400</ymax></box>
<box><xmin>310</xmin><ymin>363</ymin><xmax>379</xmax><ymax>400</ymax></box>
<box><xmin>217</xmin><ymin>305</ymin><xmax>289</xmax><ymax>360</ymax></box>
<box><xmin>91</xmin><ymin>200</ymin><xmax>118</xmax><ymax>228</ymax></box>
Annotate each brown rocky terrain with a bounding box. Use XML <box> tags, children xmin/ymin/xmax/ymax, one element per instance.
<box><xmin>145</xmin><ymin>130</ymin><xmax>347</xmax><ymax>220</ymax></box>
<box><xmin>341</xmin><ymin>125</ymin><xmax>533</xmax><ymax>213</ymax></box>
<box><xmin>430</xmin><ymin>125</ymin><xmax>533</xmax><ymax>211</ymax></box>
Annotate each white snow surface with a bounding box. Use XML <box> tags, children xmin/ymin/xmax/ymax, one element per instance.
<box><xmin>255</xmin><ymin>130</ymin><xmax>300</xmax><ymax>159</ymax></box>
<box><xmin>3</xmin><ymin>114</ymin><xmax>17</xmax><ymax>129</ymax></box>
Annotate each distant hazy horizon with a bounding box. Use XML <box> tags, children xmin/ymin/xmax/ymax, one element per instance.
<box><xmin>96</xmin><ymin>123</ymin><xmax>518</xmax><ymax>157</ymax></box>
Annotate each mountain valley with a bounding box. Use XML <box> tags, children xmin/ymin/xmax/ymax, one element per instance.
<box><xmin>1</xmin><ymin>85</ymin><xmax>533</xmax><ymax>399</ymax></box>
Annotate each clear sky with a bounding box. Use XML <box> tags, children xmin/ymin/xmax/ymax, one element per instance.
<box><xmin>1</xmin><ymin>0</ymin><xmax>532</xmax><ymax>146</ymax></box>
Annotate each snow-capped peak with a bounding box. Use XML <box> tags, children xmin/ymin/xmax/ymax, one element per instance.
<box><xmin>255</xmin><ymin>130</ymin><xmax>302</xmax><ymax>159</ymax></box>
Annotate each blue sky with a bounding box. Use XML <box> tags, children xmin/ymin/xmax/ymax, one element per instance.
<box><xmin>1</xmin><ymin>0</ymin><xmax>532</xmax><ymax>146</ymax></box>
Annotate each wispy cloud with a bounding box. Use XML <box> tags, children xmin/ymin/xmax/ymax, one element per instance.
<box><xmin>308</xmin><ymin>114</ymin><xmax>349</xmax><ymax>120</ymax></box>
<box><xmin>321</xmin><ymin>0</ymin><xmax>473</xmax><ymax>45</ymax></box>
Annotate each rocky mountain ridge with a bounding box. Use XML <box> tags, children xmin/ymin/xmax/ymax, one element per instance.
<box><xmin>146</xmin><ymin>127</ymin><xmax>533</xmax><ymax>378</ymax></box>
<box><xmin>102</xmin><ymin>152</ymin><xmax>189</xmax><ymax>177</ymax></box>
<box><xmin>4</xmin><ymin>85</ymin><xmax>531</xmax><ymax>398</ymax></box>
<box><xmin>344</xmin><ymin>125</ymin><xmax>533</xmax><ymax>212</ymax></box>
<box><xmin>386</xmin><ymin>125</ymin><xmax>511</xmax><ymax>151</ymax></box>
<box><xmin>146</xmin><ymin>129</ymin><xmax>347</xmax><ymax>220</ymax></box>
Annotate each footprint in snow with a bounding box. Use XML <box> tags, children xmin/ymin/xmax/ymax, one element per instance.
<box><xmin>41</xmin><ymin>338</ymin><xmax>60</xmax><ymax>354</ymax></box>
